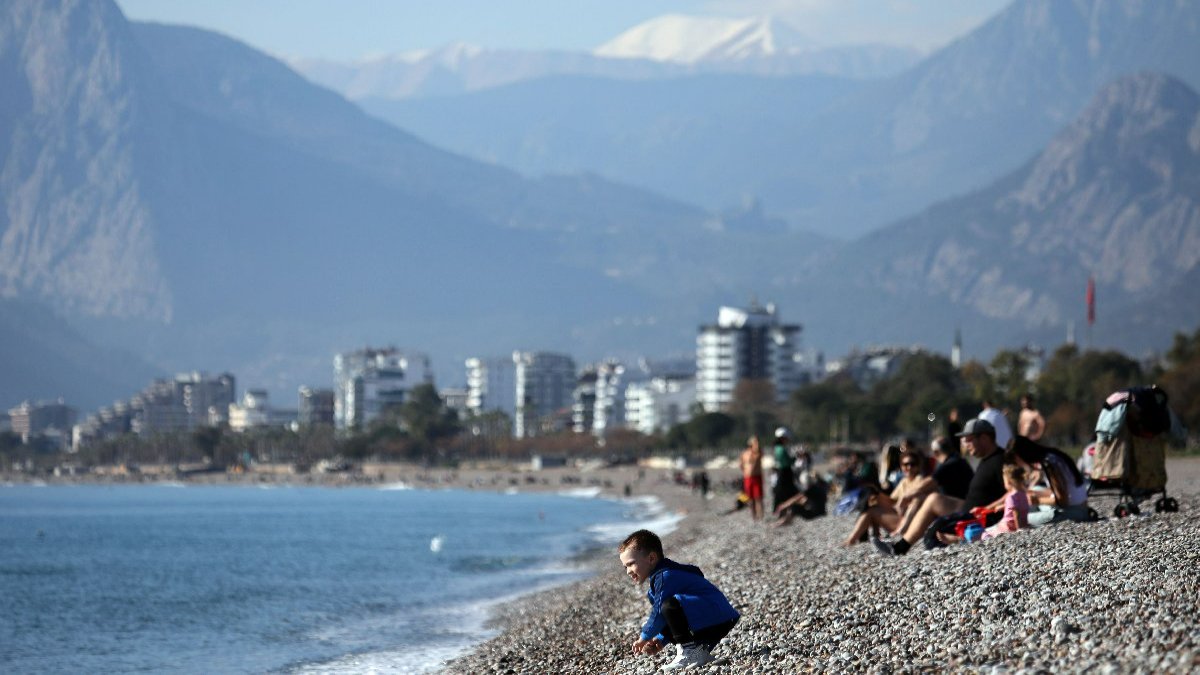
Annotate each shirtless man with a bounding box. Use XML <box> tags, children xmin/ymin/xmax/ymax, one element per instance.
<box><xmin>1017</xmin><ymin>394</ymin><xmax>1046</xmax><ymax>441</ymax></box>
<box><xmin>740</xmin><ymin>436</ymin><xmax>764</xmax><ymax>521</ymax></box>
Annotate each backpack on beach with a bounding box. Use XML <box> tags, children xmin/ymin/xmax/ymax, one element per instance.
<box><xmin>1109</xmin><ymin>386</ymin><xmax>1171</xmax><ymax>439</ymax></box>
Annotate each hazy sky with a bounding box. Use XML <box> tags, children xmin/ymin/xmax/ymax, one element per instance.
<box><xmin>116</xmin><ymin>0</ymin><xmax>1011</xmax><ymax>61</ymax></box>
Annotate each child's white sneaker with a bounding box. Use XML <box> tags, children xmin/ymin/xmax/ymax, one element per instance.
<box><xmin>662</xmin><ymin>643</ymin><xmax>713</xmax><ymax>671</ymax></box>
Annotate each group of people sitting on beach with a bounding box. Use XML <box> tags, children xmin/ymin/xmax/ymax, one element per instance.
<box><xmin>848</xmin><ymin>415</ymin><xmax>1090</xmax><ymax>555</ymax></box>
<box><xmin>733</xmin><ymin>394</ymin><xmax>1092</xmax><ymax>555</ymax></box>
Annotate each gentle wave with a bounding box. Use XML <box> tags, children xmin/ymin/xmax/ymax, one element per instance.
<box><xmin>586</xmin><ymin>494</ymin><xmax>684</xmax><ymax>547</ymax></box>
<box><xmin>290</xmin><ymin>573</ymin><xmax>582</xmax><ymax>674</ymax></box>
<box><xmin>377</xmin><ymin>482</ymin><xmax>413</xmax><ymax>491</ymax></box>
<box><xmin>557</xmin><ymin>486</ymin><xmax>602</xmax><ymax>498</ymax></box>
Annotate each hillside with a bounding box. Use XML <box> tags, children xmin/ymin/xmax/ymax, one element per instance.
<box><xmin>793</xmin><ymin>72</ymin><xmax>1200</xmax><ymax>357</ymax></box>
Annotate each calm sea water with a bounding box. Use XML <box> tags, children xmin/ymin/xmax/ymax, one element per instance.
<box><xmin>0</xmin><ymin>483</ymin><xmax>679</xmax><ymax>674</ymax></box>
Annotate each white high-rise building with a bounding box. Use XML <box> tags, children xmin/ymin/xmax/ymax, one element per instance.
<box><xmin>514</xmin><ymin>351</ymin><xmax>576</xmax><ymax>438</ymax></box>
<box><xmin>334</xmin><ymin>348</ymin><xmax>433</xmax><ymax>431</ymax></box>
<box><xmin>465</xmin><ymin>356</ymin><xmax>518</xmax><ymax>421</ymax></box>
<box><xmin>625</xmin><ymin>377</ymin><xmax>696</xmax><ymax>435</ymax></box>
<box><xmin>573</xmin><ymin>359</ymin><xmax>627</xmax><ymax>437</ymax></box>
<box><xmin>696</xmin><ymin>302</ymin><xmax>801</xmax><ymax>412</ymax></box>
<box><xmin>591</xmin><ymin>360</ymin><xmax>627</xmax><ymax>438</ymax></box>
<box><xmin>572</xmin><ymin>368</ymin><xmax>598</xmax><ymax>434</ymax></box>
<box><xmin>228</xmin><ymin>390</ymin><xmax>271</xmax><ymax>432</ymax></box>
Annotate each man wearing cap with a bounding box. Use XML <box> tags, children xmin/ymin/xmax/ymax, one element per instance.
<box><xmin>771</xmin><ymin>427</ymin><xmax>799</xmax><ymax>516</ymax></box>
<box><xmin>873</xmin><ymin>418</ymin><xmax>1008</xmax><ymax>556</ymax></box>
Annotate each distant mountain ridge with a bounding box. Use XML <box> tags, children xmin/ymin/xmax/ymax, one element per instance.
<box><xmin>792</xmin><ymin>72</ymin><xmax>1200</xmax><ymax>356</ymax></box>
<box><xmin>367</xmin><ymin>0</ymin><xmax>1200</xmax><ymax>240</ymax></box>
<box><xmin>290</xmin><ymin>15</ymin><xmax>920</xmax><ymax>101</ymax></box>
<box><xmin>594</xmin><ymin>15</ymin><xmax>817</xmax><ymax>63</ymax></box>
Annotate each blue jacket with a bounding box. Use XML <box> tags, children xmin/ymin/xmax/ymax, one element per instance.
<box><xmin>640</xmin><ymin>558</ymin><xmax>739</xmax><ymax>642</ymax></box>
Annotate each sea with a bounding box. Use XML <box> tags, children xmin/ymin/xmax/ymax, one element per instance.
<box><xmin>0</xmin><ymin>482</ymin><xmax>681</xmax><ymax>674</ymax></box>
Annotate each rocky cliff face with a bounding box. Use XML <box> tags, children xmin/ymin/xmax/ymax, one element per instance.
<box><xmin>0</xmin><ymin>0</ymin><xmax>170</xmax><ymax>319</ymax></box>
<box><xmin>840</xmin><ymin>72</ymin><xmax>1200</xmax><ymax>333</ymax></box>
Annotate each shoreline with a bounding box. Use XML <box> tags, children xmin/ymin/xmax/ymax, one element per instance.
<box><xmin>3</xmin><ymin>463</ymin><xmax>722</xmax><ymax>675</ymax></box>
<box><xmin>443</xmin><ymin>457</ymin><xmax>1200</xmax><ymax>674</ymax></box>
<box><xmin>12</xmin><ymin>459</ymin><xmax>1200</xmax><ymax>672</ymax></box>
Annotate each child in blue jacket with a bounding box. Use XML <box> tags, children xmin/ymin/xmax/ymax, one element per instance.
<box><xmin>618</xmin><ymin>529</ymin><xmax>739</xmax><ymax>671</ymax></box>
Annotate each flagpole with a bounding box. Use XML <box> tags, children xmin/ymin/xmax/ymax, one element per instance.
<box><xmin>1086</xmin><ymin>276</ymin><xmax>1095</xmax><ymax>349</ymax></box>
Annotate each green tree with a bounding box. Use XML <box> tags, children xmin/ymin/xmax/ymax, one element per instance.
<box><xmin>1036</xmin><ymin>345</ymin><xmax>1142</xmax><ymax>444</ymax></box>
<box><xmin>464</xmin><ymin>410</ymin><xmax>512</xmax><ymax>441</ymax></box>
<box><xmin>1159</xmin><ymin>327</ymin><xmax>1200</xmax><ymax>432</ymax></box>
<box><xmin>870</xmin><ymin>352</ymin><xmax>966</xmax><ymax>437</ymax></box>
<box><xmin>787</xmin><ymin>373</ymin><xmax>861</xmax><ymax>443</ymax></box>
<box><xmin>989</xmin><ymin>349</ymin><xmax>1032</xmax><ymax>409</ymax></box>
<box><xmin>729</xmin><ymin>378</ymin><xmax>778</xmax><ymax>438</ymax></box>
<box><xmin>398</xmin><ymin>384</ymin><xmax>461</xmax><ymax>455</ymax></box>
<box><xmin>960</xmin><ymin>360</ymin><xmax>994</xmax><ymax>403</ymax></box>
<box><xmin>192</xmin><ymin>427</ymin><xmax>224</xmax><ymax>464</ymax></box>
<box><xmin>667</xmin><ymin>412</ymin><xmax>737</xmax><ymax>449</ymax></box>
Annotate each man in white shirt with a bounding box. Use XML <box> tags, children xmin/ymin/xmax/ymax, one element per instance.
<box><xmin>978</xmin><ymin>399</ymin><xmax>1013</xmax><ymax>449</ymax></box>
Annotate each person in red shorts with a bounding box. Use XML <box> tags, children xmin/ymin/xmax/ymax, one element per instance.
<box><xmin>740</xmin><ymin>436</ymin><xmax>764</xmax><ymax>521</ymax></box>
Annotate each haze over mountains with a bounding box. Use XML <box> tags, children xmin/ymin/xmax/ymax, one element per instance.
<box><xmin>292</xmin><ymin>15</ymin><xmax>921</xmax><ymax>101</ymax></box>
<box><xmin>365</xmin><ymin>0</ymin><xmax>1200</xmax><ymax>240</ymax></box>
<box><xmin>1</xmin><ymin>0</ymin><xmax>1198</xmax><ymax>412</ymax></box>
<box><xmin>794</xmin><ymin>72</ymin><xmax>1200</xmax><ymax>356</ymax></box>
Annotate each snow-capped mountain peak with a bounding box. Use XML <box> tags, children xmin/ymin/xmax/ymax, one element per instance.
<box><xmin>594</xmin><ymin>15</ymin><xmax>814</xmax><ymax>63</ymax></box>
<box><xmin>377</xmin><ymin>41</ymin><xmax>484</xmax><ymax>67</ymax></box>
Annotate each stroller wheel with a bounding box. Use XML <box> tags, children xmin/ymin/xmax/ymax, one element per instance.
<box><xmin>1161</xmin><ymin>497</ymin><xmax>1179</xmax><ymax>513</ymax></box>
<box><xmin>1114</xmin><ymin>504</ymin><xmax>1130</xmax><ymax>518</ymax></box>
<box><xmin>1087</xmin><ymin>507</ymin><xmax>1100</xmax><ymax>522</ymax></box>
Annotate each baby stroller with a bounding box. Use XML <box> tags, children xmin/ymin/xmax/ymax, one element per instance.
<box><xmin>1089</xmin><ymin>385</ymin><xmax>1184</xmax><ymax>517</ymax></box>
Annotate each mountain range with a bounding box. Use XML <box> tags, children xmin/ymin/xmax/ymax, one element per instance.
<box><xmin>291</xmin><ymin>15</ymin><xmax>921</xmax><ymax>101</ymax></box>
<box><xmin>791</xmin><ymin>72</ymin><xmax>1200</xmax><ymax>356</ymax></box>
<box><xmin>1</xmin><ymin>0</ymin><xmax>1198</xmax><ymax>413</ymax></box>
<box><xmin>365</xmin><ymin>0</ymin><xmax>1200</xmax><ymax>240</ymax></box>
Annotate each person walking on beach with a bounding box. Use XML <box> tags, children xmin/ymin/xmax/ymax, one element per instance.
<box><xmin>619</xmin><ymin>529</ymin><xmax>739</xmax><ymax>671</ymax></box>
<box><xmin>740</xmin><ymin>437</ymin><xmax>764</xmax><ymax>521</ymax></box>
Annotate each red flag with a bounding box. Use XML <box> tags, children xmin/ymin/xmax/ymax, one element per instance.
<box><xmin>1086</xmin><ymin>277</ymin><xmax>1095</xmax><ymax>326</ymax></box>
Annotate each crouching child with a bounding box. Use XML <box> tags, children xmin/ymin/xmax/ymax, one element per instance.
<box><xmin>618</xmin><ymin>529</ymin><xmax>739</xmax><ymax>671</ymax></box>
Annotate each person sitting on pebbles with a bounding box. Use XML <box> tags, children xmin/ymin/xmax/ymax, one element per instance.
<box><xmin>937</xmin><ymin>463</ymin><xmax>1031</xmax><ymax>545</ymax></box>
<box><xmin>619</xmin><ymin>529</ymin><xmax>739</xmax><ymax>671</ymax></box>
<box><xmin>1009</xmin><ymin>436</ymin><xmax>1091</xmax><ymax>525</ymax></box>
<box><xmin>839</xmin><ymin>447</ymin><xmax>929</xmax><ymax>545</ymax></box>
<box><xmin>873</xmin><ymin>418</ymin><xmax>1008</xmax><ymax>556</ymax></box>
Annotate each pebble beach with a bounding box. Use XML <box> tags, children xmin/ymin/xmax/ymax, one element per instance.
<box><xmin>444</xmin><ymin>458</ymin><xmax>1200</xmax><ymax>674</ymax></box>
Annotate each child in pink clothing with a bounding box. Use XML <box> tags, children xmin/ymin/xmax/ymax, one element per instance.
<box><xmin>981</xmin><ymin>465</ymin><xmax>1029</xmax><ymax>540</ymax></box>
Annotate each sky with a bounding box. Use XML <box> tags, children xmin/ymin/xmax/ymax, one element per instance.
<box><xmin>115</xmin><ymin>0</ymin><xmax>1011</xmax><ymax>61</ymax></box>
